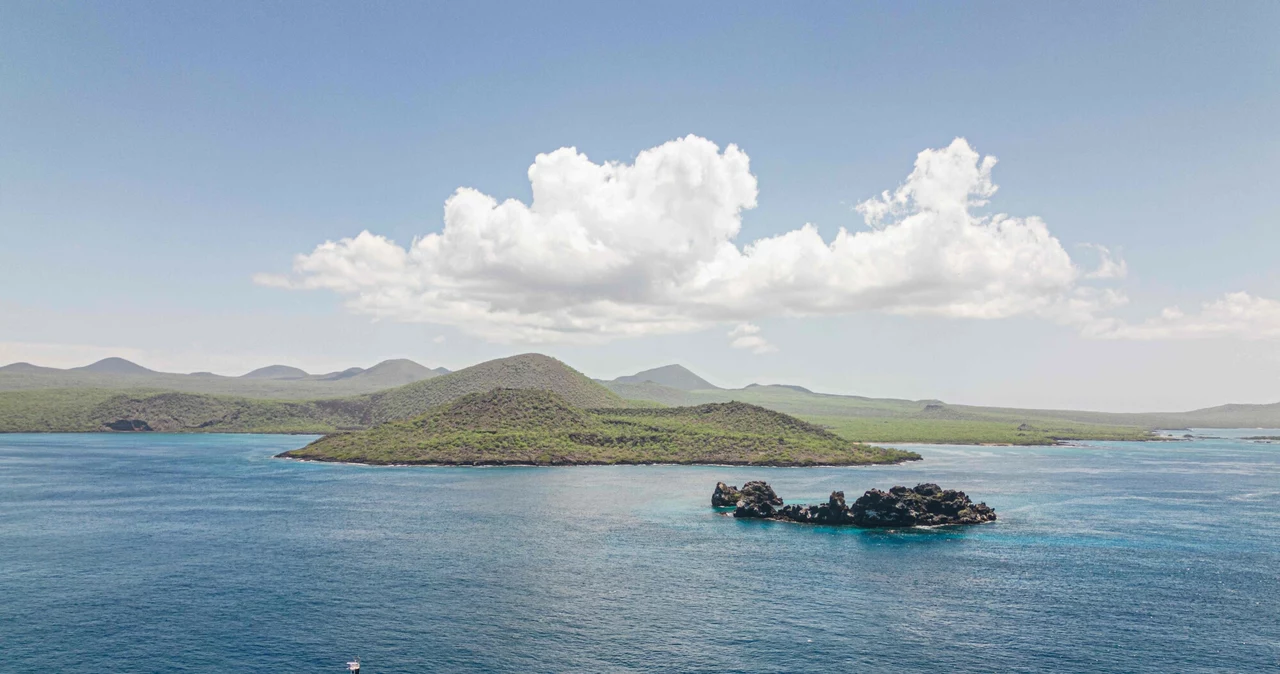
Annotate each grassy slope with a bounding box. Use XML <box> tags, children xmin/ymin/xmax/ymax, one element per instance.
<box><xmin>6</xmin><ymin>354</ymin><xmax>1271</xmax><ymax>443</ymax></box>
<box><xmin>603</xmin><ymin>382</ymin><xmax>1156</xmax><ymax>444</ymax></box>
<box><xmin>0</xmin><ymin>388</ymin><xmax>368</xmax><ymax>433</ymax></box>
<box><xmin>0</xmin><ymin>354</ymin><xmax>629</xmax><ymax>434</ymax></box>
<box><xmin>0</xmin><ymin>367</ymin><xmax>441</xmax><ymax>399</ymax></box>
<box><xmin>364</xmin><ymin>353</ymin><xmax>625</xmax><ymax>423</ymax></box>
<box><xmin>282</xmin><ymin>389</ymin><xmax>920</xmax><ymax>466</ymax></box>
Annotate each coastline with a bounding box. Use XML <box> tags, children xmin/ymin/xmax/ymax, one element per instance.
<box><xmin>275</xmin><ymin>454</ymin><xmax>924</xmax><ymax>468</ymax></box>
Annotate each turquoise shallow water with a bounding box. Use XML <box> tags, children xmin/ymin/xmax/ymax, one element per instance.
<box><xmin>1</xmin><ymin>432</ymin><xmax>1277</xmax><ymax>672</ymax></box>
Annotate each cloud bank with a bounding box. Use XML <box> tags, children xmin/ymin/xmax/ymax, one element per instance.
<box><xmin>1087</xmin><ymin>292</ymin><xmax>1280</xmax><ymax>340</ymax></box>
<box><xmin>260</xmin><ymin>134</ymin><xmax>1276</xmax><ymax>347</ymax></box>
<box><xmin>260</xmin><ymin>135</ymin><xmax>1123</xmax><ymax>345</ymax></box>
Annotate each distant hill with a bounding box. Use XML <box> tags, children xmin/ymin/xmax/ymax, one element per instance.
<box><xmin>0</xmin><ymin>354</ymin><xmax>632</xmax><ymax>434</ymax></box>
<box><xmin>347</xmin><ymin>359</ymin><xmax>441</xmax><ymax>388</ymax></box>
<box><xmin>0</xmin><ymin>356</ymin><xmax>445</xmax><ymax>399</ymax></box>
<box><xmin>4</xmin><ymin>351</ymin><xmax>1277</xmax><ymax>444</ymax></box>
<box><xmin>281</xmin><ymin>389</ymin><xmax>919</xmax><ymax>466</ymax></box>
<box><xmin>71</xmin><ymin>357</ymin><xmax>156</xmax><ymax>375</ymax></box>
<box><xmin>0</xmin><ymin>362</ymin><xmax>60</xmax><ymax>374</ymax></box>
<box><xmin>612</xmin><ymin>364</ymin><xmax>718</xmax><ymax>390</ymax></box>
<box><xmin>241</xmin><ymin>365</ymin><xmax>310</xmax><ymax>380</ymax></box>
<box><xmin>0</xmin><ymin>388</ymin><xmax>368</xmax><ymax>433</ymax></box>
<box><xmin>317</xmin><ymin>367</ymin><xmax>365</xmax><ymax>380</ymax></box>
<box><xmin>365</xmin><ymin>353</ymin><xmax>626</xmax><ymax>423</ymax></box>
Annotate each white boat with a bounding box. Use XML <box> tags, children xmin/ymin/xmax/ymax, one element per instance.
<box><xmin>347</xmin><ymin>657</ymin><xmax>361</xmax><ymax>673</ymax></box>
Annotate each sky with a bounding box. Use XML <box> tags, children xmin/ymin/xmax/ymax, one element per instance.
<box><xmin>2</xmin><ymin>1</ymin><xmax>1278</xmax><ymax>411</ymax></box>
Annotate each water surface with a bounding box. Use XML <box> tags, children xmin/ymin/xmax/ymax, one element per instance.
<box><xmin>1</xmin><ymin>433</ymin><xmax>1277</xmax><ymax>672</ymax></box>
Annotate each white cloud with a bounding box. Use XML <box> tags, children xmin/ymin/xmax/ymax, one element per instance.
<box><xmin>1087</xmin><ymin>292</ymin><xmax>1280</xmax><ymax>340</ymax></box>
<box><xmin>728</xmin><ymin>323</ymin><xmax>776</xmax><ymax>354</ymax></box>
<box><xmin>432</xmin><ymin>335</ymin><xmax>446</xmax><ymax>344</ymax></box>
<box><xmin>260</xmin><ymin>135</ymin><xmax>1118</xmax><ymax>344</ymax></box>
<box><xmin>1081</xmin><ymin>244</ymin><xmax>1128</xmax><ymax>280</ymax></box>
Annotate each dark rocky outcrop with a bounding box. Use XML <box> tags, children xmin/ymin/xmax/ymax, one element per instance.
<box><xmin>731</xmin><ymin>481</ymin><xmax>783</xmax><ymax>519</ymax></box>
<box><xmin>104</xmin><ymin>419</ymin><xmax>153</xmax><ymax>431</ymax></box>
<box><xmin>711</xmin><ymin>482</ymin><xmax>742</xmax><ymax>507</ymax></box>
<box><xmin>717</xmin><ymin>481</ymin><xmax>996</xmax><ymax>528</ymax></box>
<box><xmin>848</xmin><ymin>483</ymin><xmax>996</xmax><ymax>527</ymax></box>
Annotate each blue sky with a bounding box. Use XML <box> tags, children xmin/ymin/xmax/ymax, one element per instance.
<box><xmin>2</xmin><ymin>1</ymin><xmax>1277</xmax><ymax>410</ymax></box>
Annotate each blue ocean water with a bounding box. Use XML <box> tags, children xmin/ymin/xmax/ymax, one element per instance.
<box><xmin>1</xmin><ymin>433</ymin><xmax>1277</xmax><ymax>672</ymax></box>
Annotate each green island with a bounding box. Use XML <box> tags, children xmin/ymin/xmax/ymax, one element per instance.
<box><xmin>280</xmin><ymin>388</ymin><xmax>919</xmax><ymax>466</ymax></box>
<box><xmin>5</xmin><ymin>353</ymin><xmax>1280</xmax><ymax>448</ymax></box>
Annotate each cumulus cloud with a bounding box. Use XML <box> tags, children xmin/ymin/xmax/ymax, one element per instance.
<box><xmin>1081</xmin><ymin>244</ymin><xmax>1128</xmax><ymax>280</ymax></box>
<box><xmin>728</xmin><ymin>323</ymin><xmax>776</xmax><ymax>354</ymax></box>
<box><xmin>260</xmin><ymin>135</ymin><xmax>1120</xmax><ymax>344</ymax></box>
<box><xmin>1087</xmin><ymin>292</ymin><xmax>1280</xmax><ymax>340</ymax></box>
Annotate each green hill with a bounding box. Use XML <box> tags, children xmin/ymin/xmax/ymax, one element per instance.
<box><xmin>0</xmin><ymin>354</ymin><xmax>629</xmax><ymax>434</ymax></box>
<box><xmin>0</xmin><ymin>357</ymin><xmax>445</xmax><ymax>399</ymax></box>
<box><xmin>363</xmin><ymin>353</ymin><xmax>626</xmax><ymax>423</ymax></box>
<box><xmin>4</xmin><ymin>354</ymin><xmax>1276</xmax><ymax>445</ymax></box>
<box><xmin>601</xmin><ymin>380</ymin><xmax>1155</xmax><ymax>444</ymax></box>
<box><xmin>280</xmin><ymin>389</ymin><xmax>920</xmax><ymax>466</ymax></box>
<box><xmin>0</xmin><ymin>388</ymin><xmax>369</xmax><ymax>433</ymax></box>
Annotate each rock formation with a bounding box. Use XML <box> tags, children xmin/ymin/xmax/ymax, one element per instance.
<box><xmin>711</xmin><ymin>482</ymin><xmax>742</xmax><ymax>507</ymax></box>
<box><xmin>714</xmin><ymin>481</ymin><xmax>996</xmax><ymax>528</ymax></box>
<box><xmin>730</xmin><ymin>481</ymin><xmax>783</xmax><ymax>519</ymax></box>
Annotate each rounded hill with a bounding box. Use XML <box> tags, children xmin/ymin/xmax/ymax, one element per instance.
<box><xmin>416</xmin><ymin>388</ymin><xmax>600</xmax><ymax>433</ymax></box>
<box><xmin>366</xmin><ymin>353</ymin><xmax>625</xmax><ymax>423</ymax></box>
<box><xmin>282</xmin><ymin>391</ymin><xmax>919</xmax><ymax>467</ymax></box>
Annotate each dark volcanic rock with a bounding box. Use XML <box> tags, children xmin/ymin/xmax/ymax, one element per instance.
<box><xmin>104</xmin><ymin>419</ymin><xmax>153</xmax><ymax>431</ymax></box>
<box><xmin>732</xmin><ymin>481</ymin><xmax>783</xmax><ymax>519</ymax></box>
<box><xmin>719</xmin><ymin>481</ymin><xmax>995</xmax><ymax>528</ymax></box>
<box><xmin>776</xmin><ymin>491</ymin><xmax>854</xmax><ymax>525</ymax></box>
<box><xmin>711</xmin><ymin>482</ymin><xmax>742</xmax><ymax>507</ymax></box>
<box><xmin>849</xmin><ymin>483</ymin><xmax>996</xmax><ymax>528</ymax></box>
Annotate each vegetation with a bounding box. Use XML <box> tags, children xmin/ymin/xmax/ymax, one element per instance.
<box><xmin>0</xmin><ymin>354</ymin><xmax>631</xmax><ymax>434</ymax></box>
<box><xmin>6</xmin><ymin>354</ymin><xmax>1273</xmax><ymax>445</ymax></box>
<box><xmin>0</xmin><ymin>357</ymin><xmax>444</xmax><ymax>399</ymax></box>
<box><xmin>600</xmin><ymin>381</ymin><xmax>1160</xmax><ymax>444</ymax></box>
<box><xmin>0</xmin><ymin>388</ymin><xmax>366</xmax><ymax>433</ymax></box>
<box><xmin>281</xmin><ymin>389</ymin><xmax>920</xmax><ymax>466</ymax></box>
<box><xmin>810</xmin><ymin>416</ymin><xmax>1154</xmax><ymax>445</ymax></box>
<box><xmin>363</xmin><ymin>354</ymin><xmax>625</xmax><ymax>423</ymax></box>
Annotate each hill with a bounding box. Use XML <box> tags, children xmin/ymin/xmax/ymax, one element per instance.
<box><xmin>0</xmin><ymin>354</ymin><xmax>630</xmax><ymax>434</ymax></box>
<box><xmin>347</xmin><ymin>359</ymin><xmax>441</xmax><ymax>388</ymax></box>
<box><xmin>601</xmin><ymin>380</ymin><xmax>1156</xmax><ymax>444</ymax></box>
<box><xmin>280</xmin><ymin>389</ymin><xmax>920</xmax><ymax>466</ymax></box>
<box><xmin>364</xmin><ymin>353</ymin><xmax>626</xmax><ymax>423</ymax></box>
<box><xmin>0</xmin><ymin>362</ymin><xmax>61</xmax><ymax>374</ymax></box>
<box><xmin>0</xmin><ymin>356</ymin><xmax>444</xmax><ymax>399</ymax></box>
<box><xmin>612</xmin><ymin>364</ymin><xmax>719</xmax><ymax>391</ymax></box>
<box><xmin>241</xmin><ymin>365</ymin><xmax>310</xmax><ymax>380</ymax></box>
<box><xmin>0</xmin><ymin>388</ymin><xmax>367</xmax><ymax>433</ymax></box>
<box><xmin>72</xmin><ymin>357</ymin><xmax>156</xmax><ymax>375</ymax></box>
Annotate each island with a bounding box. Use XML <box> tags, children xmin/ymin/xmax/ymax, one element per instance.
<box><xmin>712</xmin><ymin>480</ymin><xmax>996</xmax><ymax>527</ymax></box>
<box><xmin>277</xmin><ymin>388</ymin><xmax>921</xmax><ymax>466</ymax></box>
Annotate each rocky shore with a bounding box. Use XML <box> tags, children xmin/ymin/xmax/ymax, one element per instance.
<box><xmin>712</xmin><ymin>480</ymin><xmax>996</xmax><ymax>528</ymax></box>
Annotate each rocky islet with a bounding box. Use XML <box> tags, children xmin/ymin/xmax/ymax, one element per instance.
<box><xmin>714</xmin><ymin>480</ymin><xmax>996</xmax><ymax>528</ymax></box>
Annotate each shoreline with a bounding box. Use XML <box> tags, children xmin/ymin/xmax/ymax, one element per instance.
<box><xmin>275</xmin><ymin>455</ymin><xmax>924</xmax><ymax>468</ymax></box>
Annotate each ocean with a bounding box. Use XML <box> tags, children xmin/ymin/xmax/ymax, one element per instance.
<box><xmin>1</xmin><ymin>432</ymin><xmax>1276</xmax><ymax>672</ymax></box>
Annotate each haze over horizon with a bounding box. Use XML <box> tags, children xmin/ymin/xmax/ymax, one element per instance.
<box><xmin>3</xmin><ymin>2</ymin><xmax>1278</xmax><ymax>412</ymax></box>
